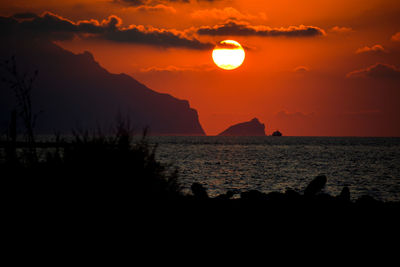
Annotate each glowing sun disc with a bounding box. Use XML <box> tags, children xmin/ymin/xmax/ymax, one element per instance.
<box><xmin>212</xmin><ymin>40</ymin><xmax>245</xmax><ymax>70</ymax></box>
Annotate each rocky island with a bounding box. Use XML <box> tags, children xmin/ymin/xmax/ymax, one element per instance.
<box><xmin>218</xmin><ymin>118</ymin><xmax>266</xmax><ymax>136</ymax></box>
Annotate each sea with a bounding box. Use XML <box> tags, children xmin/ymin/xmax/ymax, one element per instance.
<box><xmin>149</xmin><ymin>136</ymin><xmax>400</xmax><ymax>202</ymax></box>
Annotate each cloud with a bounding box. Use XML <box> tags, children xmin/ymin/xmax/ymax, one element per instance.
<box><xmin>294</xmin><ymin>66</ymin><xmax>310</xmax><ymax>72</ymax></box>
<box><xmin>347</xmin><ymin>63</ymin><xmax>400</xmax><ymax>79</ymax></box>
<box><xmin>196</xmin><ymin>20</ymin><xmax>326</xmax><ymax>37</ymax></box>
<box><xmin>275</xmin><ymin>111</ymin><xmax>315</xmax><ymax>120</ymax></box>
<box><xmin>215</xmin><ymin>41</ymin><xmax>241</xmax><ymax>49</ymax></box>
<box><xmin>391</xmin><ymin>32</ymin><xmax>400</xmax><ymax>42</ymax></box>
<box><xmin>114</xmin><ymin>1</ymin><xmax>177</xmax><ymax>14</ymax></box>
<box><xmin>191</xmin><ymin>7</ymin><xmax>267</xmax><ymax>22</ymax></box>
<box><xmin>113</xmin><ymin>0</ymin><xmax>215</xmax><ymax>6</ymax></box>
<box><xmin>2</xmin><ymin>12</ymin><xmax>213</xmax><ymax>50</ymax></box>
<box><xmin>114</xmin><ymin>0</ymin><xmax>148</xmax><ymax>5</ymax></box>
<box><xmin>330</xmin><ymin>26</ymin><xmax>353</xmax><ymax>33</ymax></box>
<box><xmin>131</xmin><ymin>4</ymin><xmax>177</xmax><ymax>13</ymax></box>
<box><xmin>343</xmin><ymin>110</ymin><xmax>382</xmax><ymax>115</ymax></box>
<box><xmin>139</xmin><ymin>64</ymin><xmax>214</xmax><ymax>73</ymax></box>
<box><xmin>356</xmin><ymin>44</ymin><xmax>386</xmax><ymax>54</ymax></box>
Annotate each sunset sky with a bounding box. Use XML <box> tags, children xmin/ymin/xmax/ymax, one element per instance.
<box><xmin>1</xmin><ymin>0</ymin><xmax>400</xmax><ymax>136</ymax></box>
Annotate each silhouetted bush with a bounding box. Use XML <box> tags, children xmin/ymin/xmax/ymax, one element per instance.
<box><xmin>1</xmin><ymin>56</ymin><xmax>181</xmax><ymax>205</ymax></box>
<box><xmin>1</xmin><ymin>124</ymin><xmax>183</xmax><ymax>210</ymax></box>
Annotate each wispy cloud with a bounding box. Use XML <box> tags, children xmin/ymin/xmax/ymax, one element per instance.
<box><xmin>191</xmin><ymin>7</ymin><xmax>267</xmax><ymax>22</ymax></box>
<box><xmin>391</xmin><ymin>32</ymin><xmax>400</xmax><ymax>42</ymax></box>
<box><xmin>347</xmin><ymin>63</ymin><xmax>400</xmax><ymax>79</ymax></box>
<box><xmin>139</xmin><ymin>64</ymin><xmax>215</xmax><ymax>73</ymax></box>
<box><xmin>356</xmin><ymin>44</ymin><xmax>386</xmax><ymax>54</ymax></box>
<box><xmin>132</xmin><ymin>4</ymin><xmax>177</xmax><ymax>13</ymax></box>
<box><xmin>329</xmin><ymin>26</ymin><xmax>353</xmax><ymax>33</ymax></box>
<box><xmin>294</xmin><ymin>66</ymin><xmax>310</xmax><ymax>73</ymax></box>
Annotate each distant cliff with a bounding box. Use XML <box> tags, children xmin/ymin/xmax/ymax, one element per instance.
<box><xmin>0</xmin><ymin>20</ymin><xmax>205</xmax><ymax>135</ymax></box>
<box><xmin>218</xmin><ymin>118</ymin><xmax>266</xmax><ymax>136</ymax></box>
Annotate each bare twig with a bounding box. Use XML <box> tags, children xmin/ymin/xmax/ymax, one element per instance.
<box><xmin>0</xmin><ymin>55</ymin><xmax>40</xmax><ymax>163</ymax></box>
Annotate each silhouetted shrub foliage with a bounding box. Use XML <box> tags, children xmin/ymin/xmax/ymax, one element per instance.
<box><xmin>1</xmin><ymin>125</ymin><xmax>182</xmax><ymax>205</ymax></box>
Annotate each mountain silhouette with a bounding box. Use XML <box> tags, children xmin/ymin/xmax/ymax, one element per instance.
<box><xmin>218</xmin><ymin>118</ymin><xmax>266</xmax><ymax>136</ymax></box>
<box><xmin>0</xmin><ymin>34</ymin><xmax>205</xmax><ymax>135</ymax></box>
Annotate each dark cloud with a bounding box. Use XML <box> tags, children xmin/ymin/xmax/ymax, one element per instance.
<box><xmin>113</xmin><ymin>0</ymin><xmax>214</xmax><ymax>6</ymax></box>
<box><xmin>103</xmin><ymin>25</ymin><xmax>212</xmax><ymax>49</ymax></box>
<box><xmin>1</xmin><ymin>12</ymin><xmax>213</xmax><ymax>50</ymax></box>
<box><xmin>347</xmin><ymin>63</ymin><xmax>400</xmax><ymax>79</ymax></box>
<box><xmin>215</xmin><ymin>41</ymin><xmax>240</xmax><ymax>49</ymax></box>
<box><xmin>114</xmin><ymin>0</ymin><xmax>147</xmax><ymax>6</ymax></box>
<box><xmin>20</xmin><ymin>12</ymin><xmax>81</xmax><ymax>34</ymax></box>
<box><xmin>196</xmin><ymin>20</ymin><xmax>326</xmax><ymax>37</ymax></box>
<box><xmin>11</xmin><ymin>12</ymin><xmax>39</xmax><ymax>19</ymax></box>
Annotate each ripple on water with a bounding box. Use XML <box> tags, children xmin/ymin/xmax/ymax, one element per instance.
<box><xmin>152</xmin><ymin>136</ymin><xmax>400</xmax><ymax>202</ymax></box>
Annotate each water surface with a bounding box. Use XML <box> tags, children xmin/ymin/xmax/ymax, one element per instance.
<box><xmin>151</xmin><ymin>136</ymin><xmax>400</xmax><ymax>201</ymax></box>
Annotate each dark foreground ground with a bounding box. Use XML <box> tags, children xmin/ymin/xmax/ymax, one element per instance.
<box><xmin>1</xmin><ymin>130</ymin><xmax>399</xmax><ymax>243</ymax></box>
<box><xmin>3</xmin><ymin>166</ymin><xmax>399</xmax><ymax>221</ymax></box>
<box><xmin>3</xmin><ymin>161</ymin><xmax>399</xmax><ymax>258</ymax></box>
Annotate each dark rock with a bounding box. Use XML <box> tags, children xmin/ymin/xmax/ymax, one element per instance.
<box><xmin>304</xmin><ymin>175</ymin><xmax>327</xmax><ymax>196</ymax></box>
<box><xmin>272</xmin><ymin>130</ymin><xmax>282</xmax><ymax>136</ymax></box>
<box><xmin>191</xmin><ymin>183</ymin><xmax>209</xmax><ymax>200</ymax></box>
<box><xmin>285</xmin><ymin>189</ymin><xmax>301</xmax><ymax>201</ymax></box>
<box><xmin>218</xmin><ymin>118</ymin><xmax>266</xmax><ymax>136</ymax></box>
<box><xmin>337</xmin><ymin>186</ymin><xmax>351</xmax><ymax>202</ymax></box>
<box><xmin>265</xmin><ymin>191</ymin><xmax>286</xmax><ymax>202</ymax></box>
<box><xmin>215</xmin><ymin>190</ymin><xmax>234</xmax><ymax>200</ymax></box>
<box><xmin>240</xmin><ymin>190</ymin><xmax>267</xmax><ymax>201</ymax></box>
<box><xmin>356</xmin><ymin>195</ymin><xmax>380</xmax><ymax>207</ymax></box>
<box><xmin>315</xmin><ymin>193</ymin><xmax>335</xmax><ymax>202</ymax></box>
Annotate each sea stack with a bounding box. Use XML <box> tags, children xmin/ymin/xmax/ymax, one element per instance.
<box><xmin>218</xmin><ymin>118</ymin><xmax>266</xmax><ymax>136</ymax></box>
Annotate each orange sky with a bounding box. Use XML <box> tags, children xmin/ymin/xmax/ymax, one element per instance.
<box><xmin>1</xmin><ymin>0</ymin><xmax>400</xmax><ymax>136</ymax></box>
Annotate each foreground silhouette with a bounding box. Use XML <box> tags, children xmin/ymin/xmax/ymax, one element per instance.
<box><xmin>1</xmin><ymin>131</ymin><xmax>398</xmax><ymax>217</ymax></box>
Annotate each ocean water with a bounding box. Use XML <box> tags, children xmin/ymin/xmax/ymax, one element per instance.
<box><xmin>151</xmin><ymin>136</ymin><xmax>400</xmax><ymax>201</ymax></box>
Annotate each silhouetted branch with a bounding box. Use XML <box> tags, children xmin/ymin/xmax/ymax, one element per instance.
<box><xmin>0</xmin><ymin>55</ymin><xmax>40</xmax><ymax>163</ymax></box>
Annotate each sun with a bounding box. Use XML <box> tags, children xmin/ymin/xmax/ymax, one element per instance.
<box><xmin>212</xmin><ymin>40</ymin><xmax>245</xmax><ymax>70</ymax></box>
